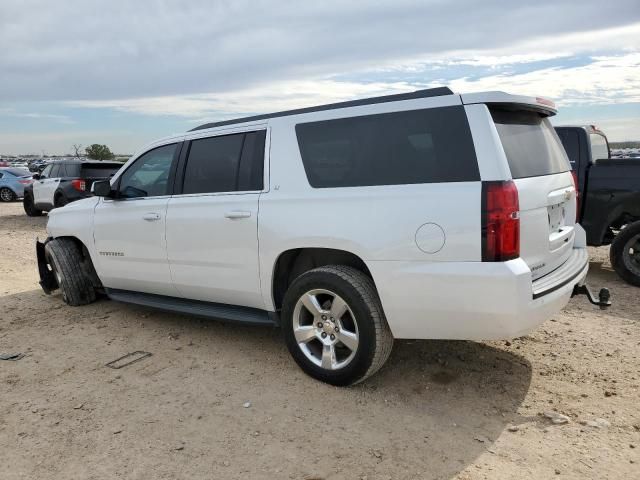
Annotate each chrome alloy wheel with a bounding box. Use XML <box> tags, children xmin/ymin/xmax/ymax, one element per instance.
<box><xmin>0</xmin><ymin>188</ymin><xmax>14</xmax><ymax>202</ymax></box>
<box><xmin>292</xmin><ymin>288</ymin><xmax>359</xmax><ymax>370</ymax></box>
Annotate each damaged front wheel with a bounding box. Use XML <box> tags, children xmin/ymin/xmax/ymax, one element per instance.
<box><xmin>40</xmin><ymin>238</ymin><xmax>97</xmax><ymax>306</ymax></box>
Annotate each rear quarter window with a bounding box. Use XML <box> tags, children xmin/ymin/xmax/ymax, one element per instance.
<box><xmin>295</xmin><ymin>105</ymin><xmax>479</xmax><ymax>188</ymax></box>
<box><xmin>491</xmin><ymin>109</ymin><xmax>570</xmax><ymax>179</ymax></box>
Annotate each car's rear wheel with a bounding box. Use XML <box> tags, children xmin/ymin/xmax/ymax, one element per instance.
<box><xmin>610</xmin><ymin>221</ymin><xmax>640</xmax><ymax>287</ymax></box>
<box><xmin>45</xmin><ymin>238</ymin><xmax>97</xmax><ymax>306</ymax></box>
<box><xmin>0</xmin><ymin>187</ymin><xmax>16</xmax><ymax>202</ymax></box>
<box><xmin>54</xmin><ymin>194</ymin><xmax>69</xmax><ymax>208</ymax></box>
<box><xmin>281</xmin><ymin>265</ymin><xmax>393</xmax><ymax>386</ymax></box>
<box><xmin>23</xmin><ymin>194</ymin><xmax>43</xmax><ymax>216</ymax></box>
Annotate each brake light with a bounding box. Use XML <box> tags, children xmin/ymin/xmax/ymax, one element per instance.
<box><xmin>18</xmin><ymin>179</ymin><xmax>32</xmax><ymax>185</ymax></box>
<box><xmin>482</xmin><ymin>181</ymin><xmax>520</xmax><ymax>262</ymax></box>
<box><xmin>536</xmin><ymin>97</ymin><xmax>556</xmax><ymax>109</ymax></box>
<box><xmin>572</xmin><ymin>171</ymin><xmax>580</xmax><ymax>222</ymax></box>
<box><xmin>71</xmin><ymin>179</ymin><xmax>86</xmax><ymax>192</ymax></box>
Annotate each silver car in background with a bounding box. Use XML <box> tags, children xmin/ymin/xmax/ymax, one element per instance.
<box><xmin>0</xmin><ymin>167</ymin><xmax>33</xmax><ymax>202</ymax></box>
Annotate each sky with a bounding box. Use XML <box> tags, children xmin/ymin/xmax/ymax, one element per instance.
<box><xmin>1</xmin><ymin>0</ymin><xmax>639</xmax><ymax>155</ymax></box>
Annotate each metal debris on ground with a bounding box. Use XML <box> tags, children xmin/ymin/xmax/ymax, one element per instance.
<box><xmin>0</xmin><ymin>353</ymin><xmax>25</xmax><ymax>361</ymax></box>
<box><xmin>105</xmin><ymin>351</ymin><xmax>152</xmax><ymax>369</ymax></box>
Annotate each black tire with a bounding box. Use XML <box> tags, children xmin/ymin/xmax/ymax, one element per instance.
<box><xmin>0</xmin><ymin>187</ymin><xmax>16</xmax><ymax>202</ymax></box>
<box><xmin>23</xmin><ymin>194</ymin><xmax>43</xmax><ymax>216</ymax></box>
<box><xmin>610</xmin><ymin>221</ymin><xmax>640</xmax><ymax>287</ymax></box>
<box><xmin>45</xmin><ymin>238</ymin><xmax>97</xmax><ymax>306</ymax></box>
<box><xmin>54</xmin><ymin>193</ymin><xmax>69</xmax><ymax>209</ymax></box>
<box><xmin>281</xmin><ymin>265</ymin><xmax>393</xmax><ymax>386</ymax></box>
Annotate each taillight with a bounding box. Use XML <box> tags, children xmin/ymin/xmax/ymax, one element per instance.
<box><xmin>571</xmin><ymin>171</ymin><xmax>580</xmax><ymax>222</ymax></box>
<box><xmin>18</xmin><ymin>179</ymin><xmax>32</xmax><ymax>185</ymax></box>
<box><xmin>482</xmin><ymin>181</ymin><xmax>520</xmax><ymax>262</ymax></box>
<box><xmin>71</xmin><ymin>179</ymin><xmax>86</xmax><ymax>192</ymax></box>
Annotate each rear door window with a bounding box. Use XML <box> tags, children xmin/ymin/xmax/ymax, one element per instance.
<box><xmin>49</xmin><ymin>164</ymin><xmax>61</xmax><ymax>178</ymax></box>
<box><xmin>181</xmin><ymin>130</ymin><xmax>266</xmax><ymax>194</ymax></box>
<box><xmin>295</xmin><ymin>106</ymin><xmax>479</xmax><ymax>188</ymax></box>
<box><xmin>491</xmin><ymin>109</ymin><xmax>570</xmax><ymax>179</ymax></box>
<box><xmin>63</xmin><ymin>164</ymin><xmax>81</xmax><ymax>177</ymax></box>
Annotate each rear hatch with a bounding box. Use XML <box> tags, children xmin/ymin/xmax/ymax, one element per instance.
<box><xmin>490</xmin><ymin>108</ymin><xmax>576</xmax><ymax>280</ymax></box>
<box><xmin>80</xmin><ymin>162</ymin><xmax>123</xmax><ymax>191</ymax></box>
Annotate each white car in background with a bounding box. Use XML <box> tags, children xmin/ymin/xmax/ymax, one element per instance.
<box><xmin>37</xmin><ymin>87</ymin><xmax>608</xmax><ymax>385</ymax></box>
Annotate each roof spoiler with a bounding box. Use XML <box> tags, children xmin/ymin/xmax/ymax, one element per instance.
<box><xmin>190</xmin><ymin>86</ymin><xmax>454</xmax><ymax>131</ymax></box>
<box><xmin>461</xmin><ymin>91</ymin><xmax>557</xmax><ymax>116</ymax></box>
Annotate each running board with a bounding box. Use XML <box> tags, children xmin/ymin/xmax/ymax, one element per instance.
<box><xmin>105</xmin><ymin>289</ymin><xmax>278</xmax><ymax>326</ymax></box>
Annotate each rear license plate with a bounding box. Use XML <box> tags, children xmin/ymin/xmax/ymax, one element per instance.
<box><xmin>548</xmin><ymin>203</ymin><xmax>566</xmax><ymax>234</ymax></box>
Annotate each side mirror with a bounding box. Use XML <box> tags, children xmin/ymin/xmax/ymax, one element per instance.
<box><xmin>32</xmin><ymin>173</ymin><xmax>41</xmax><ymax>180</ymax></box>
<box><xmin>92</xmin><ymin>180</ymin><xmax>114</xmax><ymax>197</ymax></box>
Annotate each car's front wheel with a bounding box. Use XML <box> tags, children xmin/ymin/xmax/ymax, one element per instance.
<box><xmin>281</xmin><ymin>265</ymin><xmax>393</xmax><ymax>386</ymax></box>
<box><xmin>45</xmin><ymin>238</ymin><xmax>97</xmax><ymax>306</ymax></box>
<box><xmin>0</xmin><ymin>187</ymin><xmax>16</xmax><ymax>202</ymax></box>
<box><xmin>610</xmin><ymin>221</ymin><xmax>640</xmax><ymax>287</ymax></box>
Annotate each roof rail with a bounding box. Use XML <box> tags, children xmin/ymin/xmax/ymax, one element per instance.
<box><xmin>189</xmin><ymin>86</ymin><xmax>454</xmax><ymax>131</ymax></box>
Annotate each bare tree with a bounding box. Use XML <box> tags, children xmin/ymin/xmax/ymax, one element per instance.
<box><xmin>72</xmin><ymin>144</ymin><xmax>83</xmax><ymax>158</ymax></box>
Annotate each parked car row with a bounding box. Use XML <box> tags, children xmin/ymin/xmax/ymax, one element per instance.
<box><xmin>23</xmin><ymin>160</ymin><xmax>122</xmax><ymax>215</ymax></box>
<box><xmin>35</xmin><ymin>87</ymin><xmax>612</xmax><ymax>386</ymax></box>
<box><xmin>1</xmin><ymin>161</ymin><xmax>123</xmax><ymax>218</ymax></box>
<box><xmin>0</xmin><ymin>167</ymin><xmax>33</xmax><ymax>202</ymax></box>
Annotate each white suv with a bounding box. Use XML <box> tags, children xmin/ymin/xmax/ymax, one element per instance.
<box><xmin>37</xmin><ymin>87</ymin><xmax>600</xmax><ymax>385</ymax></box>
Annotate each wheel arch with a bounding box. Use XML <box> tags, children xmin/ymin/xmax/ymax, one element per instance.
<box><xmin>270</xmin><ymin>247</ymin><xmax>374</xmax><ymax>311</ymax></box>
<box><xmin>0</xmin><ymin>185</ymin><xmax>19</xmax><ymax>197</ymax></box>
<box><xmin>49</xmin><ymin>235</ymin><xmax>102</xmax><ymax>288</ymax></box>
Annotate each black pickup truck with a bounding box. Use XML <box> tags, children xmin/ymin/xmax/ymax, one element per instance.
<box><xmin>555</xmin><ymin>125</ymin><xmax>640</xmax><ymax>286</ymax></box>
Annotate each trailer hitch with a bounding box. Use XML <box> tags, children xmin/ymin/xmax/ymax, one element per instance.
<box><xmin>572</xmin><ymin>284</ymin><xmax>611</xmax><ymax>310</ymax></box>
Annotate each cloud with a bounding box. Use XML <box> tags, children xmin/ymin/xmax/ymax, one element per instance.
<box><xmin>0</xmin><ymin>108</ymin><xmax>74</xmax><ymax>124</ymax></box>
<box><xmin>67</xmin><ymin>80</ymin><xmax>419</xmax><ymax>120</ymax></box>
<box><xmin>2</xmin><ymin>1</ymin><xmax>640</xmax><ymax>151</ymax></box>
<box><xmin>66</xmin><ymin>51</ymin><xmax>640</xmax><ymax>122</ymax></box>
<box><xmin>444</xmin><ymin>52</ymin><xmax>640</xmax><ymax>105</ymax></box>
<box><xmin>2</xmin><ymin>1</ymin><xmax>640</xmax><ymax>103</ymax></box>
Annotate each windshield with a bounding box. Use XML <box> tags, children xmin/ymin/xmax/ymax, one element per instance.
<box><xmin>491</xmin><ymin>108</ymin><xmax>570</xmax><ymax>179</ymax></box>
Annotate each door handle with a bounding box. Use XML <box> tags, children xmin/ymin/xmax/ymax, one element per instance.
<box><xmin>224</xmin><ymin>211</ymin><xmax>251</xmax><ymax>219</ymax></box>
<box><xmin>142</xmin><ymin>212</ymin><xmax>161</xmax><ymax>221</ymax></box>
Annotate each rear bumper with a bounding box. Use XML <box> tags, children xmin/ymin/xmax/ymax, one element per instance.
<box><xmin>368</xmin><ymin>247</ymin><xmax>589</xmax><ymax>340</ymax></box>
<box><xmin>532</xmin><ymin>248</ymin><xmax>589</xmax><ymax>299</ymax></box>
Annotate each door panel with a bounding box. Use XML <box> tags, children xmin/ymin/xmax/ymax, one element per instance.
<box><xmin>93</xmin><ymin>198</ymin><xmax>178</xmax><ymax>296</ymax></box>
<box><xmin>33</xmin><ymin>164</ymin><xmax>54</xmax><ymax>205</ymax></box>
<box><xmin>166</xmin><ymin>193</ymin><xmax>262</xmax><ymax>308</ymax></box>
<box><xmin>91</xmin><ymin>141</ymin><xmax>182</xmax><ymax>296</ymax></box>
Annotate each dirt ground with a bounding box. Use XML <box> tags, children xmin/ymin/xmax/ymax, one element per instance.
<box><xmin>0</xmin><ymin>202</ymin><xmax>638</xmax><ymax>480</ymax></box>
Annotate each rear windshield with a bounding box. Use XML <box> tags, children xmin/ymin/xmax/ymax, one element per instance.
<box><xmin>81</xmin><ymin>163</ymin><xmax>122</xmax><ymax>179</ymax></box>
<box><xmin>589</xmin><ymin>133</ymin><xmax>609</xmax><ymax>161</ymax></box>
<box><xmin>3</xmin><ymin>168</ymin><xmax>30</xmax><ymax>177</ymax></box>
<box><xmin>296</xmin><ymin>105</ymin><xmax>479</xmax><ymax>188</ymax></box>
<box><xmin>491</xmin><ymin>109</ymin><xmax>570</xmax><ymax>179</ymax></box>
